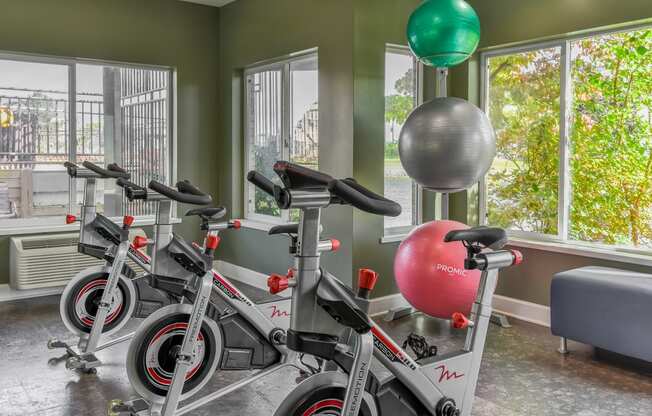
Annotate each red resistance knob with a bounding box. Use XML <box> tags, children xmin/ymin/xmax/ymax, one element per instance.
<box><xmin>268</xmin><ymin>274</ymin><xmax>290</xmax><ymax>294</ymax></box>
<box><xmin>357</xmin><ymin>268</ymin><xmax>378</xmax><ymax>299</ymax></box>
<box><xmin>133</xmin><ymin>235</ymin><xmax>149</xmax><ymax>250</ymax></box>
<box><xmin>123</xmin><ymin>215</ymin><xmax>135</xmax><ymax>229</ymax></box>
<box><xmin>206</xmin><ymin>235</ymin><xmax>220</xmax><ymax>250</ymax></box>
<box><xmin>452</xmin><ymin>312</ymin><xmax>470</xmax><ymax>329</ymax></box>
<box><xmin>229</xmin><ymin>219</ymin><xmax>242</xmax><ymax>229</ymax></box>
<box><xmin>330</xmin><ymin>239</ymin><xmax>341</xmax><ymax>252</ymax></box>
<box><xmin>511</xmin><ymin>250</ymin><xmax>523</xmax><ymax>266</ymax></box>
<box><xmin>65</xmin><ymin>214</ymin><xmax>77</xmax><ymax>224</ymax></box>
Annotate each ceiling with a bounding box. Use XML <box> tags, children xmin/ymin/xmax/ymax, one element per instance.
<box><xmin>178</xmin><ymin>0</ymin><xmax>236</xmax><ymax>7</ymax></box>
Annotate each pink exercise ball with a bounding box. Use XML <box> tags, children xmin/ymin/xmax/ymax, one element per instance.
<box><xmin>394</xmin><ymin>220</ymin><xmax>480</xmax><ymax>319</ymax></box>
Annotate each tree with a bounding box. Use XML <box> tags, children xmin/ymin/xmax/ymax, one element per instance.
<box><xmin>487</xmin><ymin>28</ymin><xmax>652</xmax><ymax>247</ymax></box>
<box><xmin>385</xmin><ymin>68</ymin><xmax>416</xmax><ymax>143</ymax></box>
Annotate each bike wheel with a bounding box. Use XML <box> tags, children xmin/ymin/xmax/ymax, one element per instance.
<box><xmin>126</xmin><ymin>303</ymin><xmax>222</xmax><ymax>404</ymax></box>
<box><xmin>60</xmin><ymin>265</ymin><xmax>136</xmax><ymax>337</ymax></box>
<box><xmin>274</xmin><ymin>372</ymin><xmax>378</xmax><ymax>416</ymax></box>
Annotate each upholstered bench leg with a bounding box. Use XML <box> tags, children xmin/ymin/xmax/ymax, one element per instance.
<box><xmin>558</xmin><ymin>337</ymin><xmax>569</xmax><ymax>354</ymax></box>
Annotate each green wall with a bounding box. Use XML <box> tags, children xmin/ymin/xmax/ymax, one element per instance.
<box><xmin>0</xmin><ymin>0</ymin><xmax>221</xmax><ymax>285</ymax></box>
<box><xmin>216</xmin><ymin>0</ymin><xmax>438</xmax><ymax>295</ymax></box>
<box><xmin>449</xmin><ymin>0</ymin><xmax>652</xmax><ymax>306</ymax></box>
<box><xmin>216</xmin><ymin>0</ymin><xmax>356</xmax><ymax>283</ymax></box>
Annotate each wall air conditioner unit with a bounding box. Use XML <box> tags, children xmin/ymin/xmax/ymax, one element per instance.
<box><xmin>10</xmin><ymin>231</ymin><xmax>145</xmax><ymax>290</ymax></box>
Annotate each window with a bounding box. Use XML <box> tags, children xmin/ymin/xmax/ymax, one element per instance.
<box><xmin>482</xmin><ymin>25</ymin><xmax>652</xmax><ymax>249</ymax></box>
<box><xmin>244</xmin><ymin>52</ymin><xmax>318</xmax><ymax>223</ymax></box>
<box><xmin>0</xmin><ymin>54</ymin><xmax>172</xmax><ymax>229</ymax></box>
<box><xmin>384</xmin><ymin>46</ymin><xmax>419</xmax><ymax>233</ymax></box>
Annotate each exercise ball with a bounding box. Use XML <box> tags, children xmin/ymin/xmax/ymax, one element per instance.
<box><xmin>398</xmin><ymin>97</ymin><xmax>495</xmax><ymax>192</ymax></box>
<box><xmin>407</xmin><ymin>0</ymin><xmax>480</xmax><ymax>68</ymax></box>
<box><xmin>394</xmin><ymin>220</ymin><xmax>480</xmax><ymax>319</ymax></box>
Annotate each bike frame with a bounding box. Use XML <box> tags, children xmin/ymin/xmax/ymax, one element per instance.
<box><xmin>283</xmin><ymin>187</ymin><xmax>516</xmax><ymax>416</ymax></box>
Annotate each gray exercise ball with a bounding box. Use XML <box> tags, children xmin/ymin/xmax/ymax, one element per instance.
<box><xmin>399</xmin><ymin>97</ymin><xmax>496</xmax><ymax>193</ymax></box>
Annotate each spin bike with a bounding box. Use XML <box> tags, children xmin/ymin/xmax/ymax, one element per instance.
<box><xmin>48</xmin><ymin>161</ymin><xmax>173</xmax><ymax>372</ymax></box>
<box><xmin>109</xmin><ymin>180</ymin><xmax>307</xmax><ymax>416</ymax></box>
<box><xmin>248</xmin><ymin>161</ymin><xmax>523</xmax><ymax>416</ymax></box>
<box><xmin>48</xmin><ymin>161</ymin><xmax>237</xmax><ymax>372</ymax></box>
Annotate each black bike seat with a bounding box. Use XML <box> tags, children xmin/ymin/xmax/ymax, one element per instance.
<box><xmin>444</xmin><ymin>227</ymin><xmax>508</xmax><ymax>250</ymax></box>
<box><xmin>185</xmin><ymin>206</ymin><xmax>227</xmax><ymax>221</ymax></box>
<box><xmin>269</xmin><ymin>223</ymin><xmax>299</xmax><ymax>236</ymax></box>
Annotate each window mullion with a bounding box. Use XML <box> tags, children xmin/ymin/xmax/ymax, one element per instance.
<box><xmin>282</xmin><ymin>62</ymin><xmax>291</xmax><ymax>223</ymax></box>
<box><xmin>68</xmin><ymin>63</ymin><xmax>77</xmax><ymax>214</ymax></box>
<box><xmin>558</xmin><ymin>41</ymin><xmax>572</xmax><ymax>240</ymax></box>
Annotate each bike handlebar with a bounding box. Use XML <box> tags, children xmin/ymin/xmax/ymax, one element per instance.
<box><xmin>116</xmin><ymin>178</ymin><xmax>148</xmax><ymax>201</ymax></box>
<box><xmin>329</xmin><ymin>178</ymin><xmax>401</xmax><ymax>217</ymax></box>
<box><xmin>246</xmin><ymin>171</ymin><xmax>276</xmax><ymax>196</ymax></box>
<box><xmin>82</xmin><ymin>161</ymin><xmax>131</xmax><ymax>179</ymax></box>
<box><xmin>148</xmin><ymin>180</ymin><xmax>212</xmax><ymax>205</ymax></box>
<box><xmin>246</xmin><ymin>161</ymin><xmax>402</xmax><ymax>218</ymax></box>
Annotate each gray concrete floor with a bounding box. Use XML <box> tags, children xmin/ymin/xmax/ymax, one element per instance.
<box><xmin>0</xmin><ymin>286</ymin><xmax>651</xmax><ymax>416</ymax></box>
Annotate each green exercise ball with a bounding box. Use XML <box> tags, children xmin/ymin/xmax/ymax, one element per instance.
<box><xmin>407</xmin><ymin>0</ymin><xmax>480</xmax><ymax>68</ymax></box>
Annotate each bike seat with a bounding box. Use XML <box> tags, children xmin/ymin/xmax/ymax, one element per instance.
<box><xmin>444</xmin><ymin>227</ymin><xmax>508</xmax><ymax>250</ymax></box>
<box><xmin>269</xmin><ymin>223</ymin><xmax>299</xmax><ymax>236</ymax></box>
<box><xmin>185</xmin><ymin>206</ymin><xmax>227</xmax><ymax>221</ymax></box>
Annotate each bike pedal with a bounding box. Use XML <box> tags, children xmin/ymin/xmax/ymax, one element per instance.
<box><xmin>108</xmin><ymin>398</ymin><xmax>150</xmax><ymax>415</ymax></box>
<box><xmin>47</xmin><ymin>338</ymin><xmax>68</xmax><ymax>349</ymax></box>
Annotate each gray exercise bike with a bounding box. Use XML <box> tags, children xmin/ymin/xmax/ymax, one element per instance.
<box><xmin>247</xmin><ymin>161</ymin><xmax>523</xmax><ymax>416</ymax></box>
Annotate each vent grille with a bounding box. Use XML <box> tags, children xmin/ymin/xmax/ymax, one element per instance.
<box><xmin>10</xmin><ymin>232</ymin><xmax>145</xmax><ymax>290</ymax></box>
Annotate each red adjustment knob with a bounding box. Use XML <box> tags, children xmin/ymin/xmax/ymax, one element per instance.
<box><xmin>123</xmin><ymin>215</ymin><xmax>135</xmax><ymax>227</ymax></box>
<box><xmin>287</xmin><ymin>268</ymin><xmax>295</xmax><ymax>278</ymax></box>
<box><xmin>358</xmin><ymin>268</ymin><xmax>378</xmax><ymax>291</ymax></box>
<box><xmin>133</xmin><ymin>235</ymin><xmax>149</xmax><ymax>250</ymax></box>
<box><xmin>511</xmin><ymin>250</ymin><xmax>523</xmax><ymax>265</ymax></box>
<box><xmin>230</xmin><ymin>219</ymin><xmax>242</xmax><ymax>229</ymax></box>
<box><xmin>206</xmin><ymin>235</ymin><xmax>220</xmax><ymax>250</ymax></box>
<box><xmin>330</xmin><ymin>239</ymin><xmax>341</xmax><ymax>252</ymax></box>
<box><xmin>452</xmin><ymin>312</ymin><xmax>470</xmax><ymax>329</ymax></box>
<box><xmin>268</xmin><ymin>274</ymin><xmax>289</xmax><ymax>294</ymax></box>
<box><xmin>65</xmin><ymin>214</ymin><xmax>77</xmax><ymax>224</ymax></box>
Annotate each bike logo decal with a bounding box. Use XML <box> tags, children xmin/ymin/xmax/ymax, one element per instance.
<box><xmin>435</xmin><ymin>263</ymin><xmax>468</xmax><ymax>277</ymax></box>
<box><xmin>435</xmin><ymin>365</ymin><xmax>464</xmax><ymax>383</ymax></box>
<box><xmin>128</xmin><ymin>244</ymin><xmax>151</xmax><ymax>264</ymax></box>
<box><xmin>268</xmin><ymin>305</ymin><xmax>290</xmax><ymax>319</ymax></box>
<box><xmin>212</xmin><ymin>271</ymin><xmax>254</xmax><ymax>306</ymax></box>
<box><xmin>371</xmin><ymin>326</ymin><xmax>417</xmax><ymax>370</ymax></box>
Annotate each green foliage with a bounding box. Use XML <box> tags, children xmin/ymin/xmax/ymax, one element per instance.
<box><xmin>385</xmin><ymin>68</ymin><xmax>416</xmax><ymax>129</ymax></box>
<box><xmin>488</xmin><ymin>29</ymin><xmax>652</xmax><ymax>247</ymax></box>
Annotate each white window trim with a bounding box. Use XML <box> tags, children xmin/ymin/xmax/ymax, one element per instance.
<box><xmin>382</xmin><ymin>44</ymin><xmax>424</xmax><ymax>239</ymax></box>
<box><xmin>0</xmin><ymin>50</ymin><xmax>177</xmax><ymax>231</ymax></box>
<box><xmin>243</xmin><ymin>49</ymin><xmax>318</xmax><ymax>225</ymax></box>
<box><xmin>478</xmin><ymin>22</ymin><xmax>652</xmax><ymax>257</ymax></box>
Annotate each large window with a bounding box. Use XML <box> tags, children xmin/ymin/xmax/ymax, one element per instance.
<box><xmin>244</xmin><ymin>52</ymin><xmax>318</xmax><ymax>223</ymax></box>
<box><xmin>0</xmin><ymin>54</ymin><xmax>172</xmax><ymax>228</ymax></box>
<box><xmin>482</xmin><ymin>25</ymin><xmax>652</xmax><ymax>249</ymax></box>
<box><xmin>384</xmin><ymin>46</ymin><xmax>419</xmax><ymax>233</ymax></box>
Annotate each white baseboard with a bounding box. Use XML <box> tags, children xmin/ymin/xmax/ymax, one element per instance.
<box><xmin>492</xmin><ymin>294</ymin><xmax>550</xmax><ymax>327</ymax></box>
<box><xmin>0</xmin><ymin>284</ymin><xmax>64</xmax><ymax>303</ymax></box>
<box><xmin>368</xmin><ymin>293</ymin><xmax>551</xmax><ymax>327</ymax></box>
<box><xmin>217</xmin><ymin>261</ymin><xmax>551</xmax><ymax>328</ymax></box>
<box><xmin>215</xmin><ymin>260</ymin><xmax>270</xmax><ymax>291</ymax></box>
<box><xmin>368</xmin><ymin>293</ymin><xmax>410</xmax><ymax>316</ymax></box>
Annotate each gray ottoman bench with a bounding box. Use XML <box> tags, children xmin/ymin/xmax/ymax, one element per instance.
<box><xmin>551</xmin><ymin>266</ymin><xmax>652</xmax><ymax>362</ymax></box>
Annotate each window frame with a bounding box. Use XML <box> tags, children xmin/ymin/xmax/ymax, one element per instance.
<box><xmin>0</xmin><ymin>50</ymin><xmax>176</xmax><ymax>231</ymax></box>
<box><xmin>383</xmin><ymin>44</ymin><xmax>424</xmax><ymax>237</ymax></box>
<box><xmin>479</xmin><ymin>21</ymin><xmax>652</xmax><ymax>253</ymax></box>
<box><xmin>243</xmin><ymin>50</ymin><xmax>319</xmax><ymax>225</ymax></box>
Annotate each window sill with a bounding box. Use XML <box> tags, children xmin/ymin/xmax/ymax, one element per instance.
<box><xmin>380</xmin><ymin>226</ymin><xmax>416</xmax><ymax>244</ymax></box>
<box><xmin>0</xmin><ymin>216</ymin><xmax>182</xmax><ymax>237</ymax></box>
<box><xmin>509</xmin><ymin>237</ymin><xmax>652</xmax><ymax>267</ymax></box>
